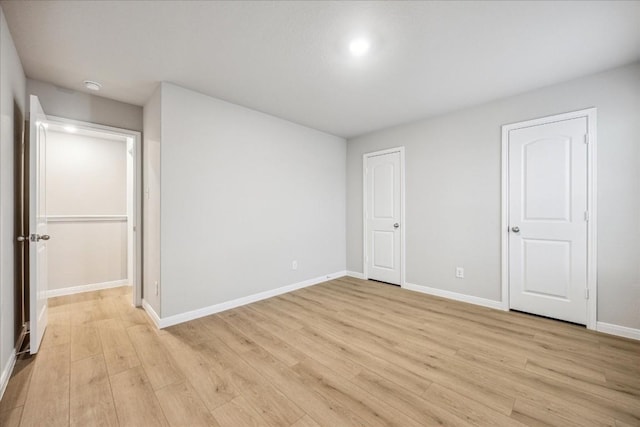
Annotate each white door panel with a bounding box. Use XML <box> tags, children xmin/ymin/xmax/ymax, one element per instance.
<box><xmin>29</xmin><ymin>95</ymin><xmax>49</xmax><ymax>354</ymax></box>
<box><xmin>521</xmin><ymin>238</ymin><xmax>571</xmax><ymax>299</ymax></box>
<box><xmin>523</xmin><ymin>137</ymin><xmax>571</xmax><ymax>221</ymax></box>
<box><xmin>373</xmin><ymin>163</ymin><xmax>395</xmax><ymax>219</ymax></box>
<box><xmin>509</xmin><ymin>117</ymin><xmax>588</xmax><ymax>324</ymax></box>
<box><xmin>373</xmin><ymin>231</ymin><xmax>395</xmax><ymax>269</ymax></box>
<box><xmin>366</xmin><ymin>151</ymin><xmax>402</xmax><ymax>285</ymax></box>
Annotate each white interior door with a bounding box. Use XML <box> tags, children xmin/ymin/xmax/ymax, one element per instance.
<box><xmin>508</xmin><ymin>116</ymin><xmax>588</xmax><ymax>324</ymax></box>
<box><xmin>29</xmin><ymin>95</ymin><xmax>49</xmax><ymax>354</ymax></box>
<box><xmin>365</xmin><ymin>150</ymin><xmax>402</xmax><ymax>285</ymax></box>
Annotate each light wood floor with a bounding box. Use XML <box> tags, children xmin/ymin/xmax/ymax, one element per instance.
<box><xmin>1</xmin><ymin>277</ymin><xmax>639</xmax><ymax>426</ymax></box>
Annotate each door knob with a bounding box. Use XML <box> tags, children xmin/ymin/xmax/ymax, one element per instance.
<box><xmin>511</xmin><ymin>226</ymin><xmax>520</xmax><ymax>233</ymax></box>
<box><xmin>38</xmin><ymin>234</ymin><xmax>50</xmax><ymax>241</ymax></box>
<box><xmin>393</xmin><ymin>223</ymin><xmax>400</xmax><ymax>229</ymax></box>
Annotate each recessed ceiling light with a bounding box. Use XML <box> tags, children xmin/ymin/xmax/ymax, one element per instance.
<box><xmin>349</xmin><ymin>38</ymin><xmax>370</xmax><ymax>56</ymax></box>
<box><xmin>83</xmin><ymin>80</ymin><xmax>102</xmax><ymax>91</ymax></box>
<box><xmin>64</xmin><ymin>125</ymin><xmax>77</xmax><ymax>133</ymax></box>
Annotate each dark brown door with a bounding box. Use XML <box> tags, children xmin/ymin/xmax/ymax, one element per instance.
<box><xmin>14</xmin><ymin>101</ymin><xmax>29</xmax><ymax>354</ymax></box>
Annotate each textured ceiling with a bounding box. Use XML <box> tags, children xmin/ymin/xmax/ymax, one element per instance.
<box><xmin>2</xmin><ymin>1</ymin><xmax>640</xmax><ymax>138</ymax></box>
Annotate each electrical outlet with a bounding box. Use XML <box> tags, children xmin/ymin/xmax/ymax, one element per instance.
<box><xmin>155</xmin><ymin>281</ymin><xmax>159</xmax><ymax>296</ymax></box>
<box><xmin>292</xmin><ymin>260</ymin><xmax>298</xmax><ymax>270</ymax></box>
<box><xmin>455</xmin><ymin>267</ymin><xmax>464</xmax><ymax>279</ymax></box>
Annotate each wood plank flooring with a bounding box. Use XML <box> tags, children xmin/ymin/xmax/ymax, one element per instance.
<box><xmin>1</xmin><ymin>277</ymin><xmax>639</xmax><ymax>426</ymax></box>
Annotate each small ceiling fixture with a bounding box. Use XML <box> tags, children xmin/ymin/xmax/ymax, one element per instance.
<box><xmin>349</xmin><ymin>37</ymin><xmax>370</xmax><ymax>57</ymax></box>
<box><xmin>83</xmin><ymin>80</ymin><xmax>102</xmax><ymax>91</ymax></box>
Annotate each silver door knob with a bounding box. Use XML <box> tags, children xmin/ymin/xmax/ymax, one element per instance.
<box><xmin>393</xmin><ymin>223</ymin><xmax>400</xmax><ymax>229</ymax></box>
<box><xmin>16</xmin><ymin>236</ymin><xmax>27</xmax><ymax>242</ymax></box>
<box><xmin>39</xmin><ymin>234</ymin><xmax>50</xmax><ymax>241</ymax></box>
<box><xmin>511</xmin><ymin>226</ymin><xmax>520</xmax><ymax>233</ymax></box>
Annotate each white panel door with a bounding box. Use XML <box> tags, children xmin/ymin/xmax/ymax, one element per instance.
<box><xmin>366</xmin><ymin>151</ymin><xmax>401</xmax><ymax>285</ymax></box>
<box><xmin>29</xmin><ymin>95</ymin><xmax>49</xmax><ymax>354</ymax></box>
<box><xmin>508</xmin><ymin>117</ymin><xmax>588</xmax><ymax>324</ymax></box>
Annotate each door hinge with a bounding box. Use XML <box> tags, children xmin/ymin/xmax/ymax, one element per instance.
<box><xmin>584</xmin><ymin>211</ymin><xmax>590</xmax><ymax>221</ymax></box>
<box><xmin>584</xmin><ymin>134</ymin><xmax>589</xmax><ymax>144</ymax></box>
<box><xmin>585</xmin><ymin>288</ymin><xmax>590</xmax><ymax>299</ymax></box>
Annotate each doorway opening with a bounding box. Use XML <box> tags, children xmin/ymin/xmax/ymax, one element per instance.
<box><xmin>43</xmin><ymin>116</ymin><xmax>142</xmax><ymax>307</ymax></box>
<box><xmin>20</xmin><ymin>95</ymin><xmax>142</xmax><ymax>355</ymax></box>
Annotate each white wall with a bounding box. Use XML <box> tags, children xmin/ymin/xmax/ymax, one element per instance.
<box><xmin>0</xmin><ymin>5</ymin><xmax>26</xmax><ymax>387</ymax></box>
<box><xmin>155</xmin><ymin>82</ymin><xmax>346</xmax><ymax>318</ymax></box>
<box><xmin>46</xmin><ymin>130</ymin><xmax>127</xmax><ymax>291</ymax></box>
<box><xmin>142</xmin><ymin>86</ymin><xmax>161</xmax><ymax>314</ymax></box>
<box><xmin>27</xmin><ymin>78</ymin><xmax>142</xmax><ymax>132</ymax></box>
<box><xmin>347</xmin><ymin>62</ymin><xmax>640</xmax><ymax>330</ymax></box>
<box><xmin>47</xmin><ymin>131</ymin><xmax>127</xmax><ymax>214</ymax></box>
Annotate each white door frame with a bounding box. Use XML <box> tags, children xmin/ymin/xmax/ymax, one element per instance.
<box><xmin>362</xmin><ymin>146</ymin><xmax>406</xmax><ymax>286</ymax></box>
<box><xmin>501</xmin><ymin>108</ymin><xmax>597</xmax><ymax>329</ymax></box>
<box><xmin>45</xmin><ymin>115</ymin><xmax>143</xmax><ymax>307</ymax></box>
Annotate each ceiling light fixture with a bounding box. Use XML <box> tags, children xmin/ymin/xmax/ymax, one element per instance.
<box><xmin>83</xmin><ymin>80</ymin><xmax>102</xmax><ymax>91</ymax></box>
<box><xmin>349</xmin><ymin>37</ymin><xmax>370</xmax><ymax>57</ymax></box>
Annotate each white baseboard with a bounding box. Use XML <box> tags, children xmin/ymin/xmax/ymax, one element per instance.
<box><xmin>0</xmin><ymin>349</ymin><xmax>17</xmax><ymax>402</ymax></box>
<box><xmin>142</xmin><ymin>299</ymin><xmax>162</xmax><ymax>329</ymax></box>
<box><xmin>153</xmin><ymin>271</ymin><xmax>346</xmax><ymax>329</ymax></box>
<box><xmin>403</xmin><ymin>282</ymin><xmax>506</xmax><ymax>311</ymax></box>
<box><xmin>46</xmin><ymin>279</ymin><xmax>129</xmax><ymax>298</ymax></box>
<box><xmin>596</xmin><ymin>322</ymin><xmax>640</xmax><ymax>341</ymax></box>
<box><xmin>401</xmin><ymin>283</ymin><xmax>638</xmax><ymax>340</ymax></box>
<box><xmin>346</xmin><ymin>271</ymin><xmax>366</xmax><ymax>280</ymax></box>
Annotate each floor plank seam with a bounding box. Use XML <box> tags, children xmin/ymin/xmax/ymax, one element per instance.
<box><xmin>5</xmin><ymin>282</ymin><xmax>640</xmax><ymax>426</ymax></box>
